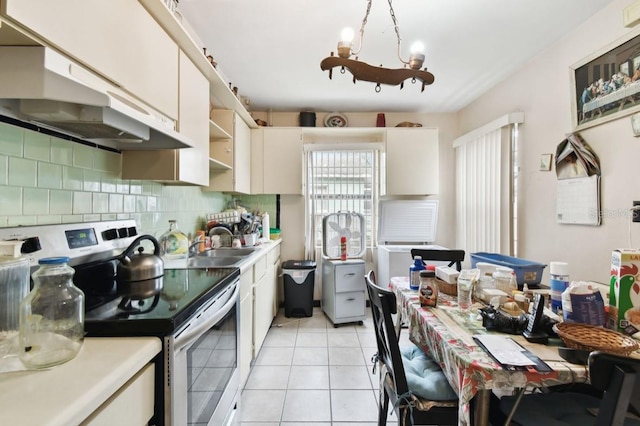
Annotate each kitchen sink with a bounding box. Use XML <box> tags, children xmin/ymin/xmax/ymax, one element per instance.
<box><xmin>187</xmin><ymin>256</ymin><xmax>244</xmax><ymax>268</ymax></box>
<box><xmin>197</xmin><ymin>247</ymin><xmax>258</xmax><ymax>257</ymax></box>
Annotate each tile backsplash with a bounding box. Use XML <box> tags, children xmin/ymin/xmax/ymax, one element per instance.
<box><xmin>0</xmin><ymin>121</ymin><xmax>229</xmax><ymax>238</ymax></box>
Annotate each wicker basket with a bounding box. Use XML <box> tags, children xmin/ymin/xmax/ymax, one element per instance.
<box><xmin>554</xmin><ymin>322</ymin><xmax>639</xmax><ymax>356</ymax></box>
<box><xmin>436</xmin><ymin>278</ymin><xmax>457</xmax><ymax>296</ymax></box>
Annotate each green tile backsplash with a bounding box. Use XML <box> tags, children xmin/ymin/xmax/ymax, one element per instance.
<box><xmin>0</xmin><ymin>121</ymin><xmax>230</xmax><ymax>238</ymax></box>
<box><xmin>0</xmin><ymin>121</ymin><xmax>279</xmax><ymax>239</ymax></box>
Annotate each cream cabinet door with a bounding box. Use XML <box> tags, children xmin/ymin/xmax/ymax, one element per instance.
<box><xmin>385</xmin><ymin>128</ymin><xmax>439</xmax><ymax>195</ymax></box>
<box><xmin>3</xmin><ymin>0</ymin><xmax>179</xmax><ymax>118</ymax></box>
<box><xmin>263</xmin><ymin>128</ymin><xmax>303</xmax><ymax>195</ymax></box>
<box><xmin>174</xmin><ymin>51</ymin><xmax>209</xmax><ymax>185</ymax></box>
<box><xmin>121</xmin><ymin>52</ymin><xmax>208</xmax><ymax>185</ymax></box>
<box><xmin>239</xmin><ymin>270</ymin><xmax>254</xmax><ymax>387</ymax></box>
<box><xmin>233</xmin><ymin>115</ymin><xmax>251</xmax><ymax>194</ymax></box>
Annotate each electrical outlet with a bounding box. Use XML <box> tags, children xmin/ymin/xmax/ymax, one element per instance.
<box><xmin>634</xmin><ymin>201</ymin><xmax>640</xmax><ymax>222</ymax></box>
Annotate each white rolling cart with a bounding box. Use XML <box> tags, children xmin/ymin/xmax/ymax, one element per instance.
<box><xmin>321</xmin><ymin>211</ymin><xmax>366</xmax><ymax>327</ymax></box>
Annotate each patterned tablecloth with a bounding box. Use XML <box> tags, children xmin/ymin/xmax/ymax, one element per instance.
<box><xmin>389</xmin><ymin>276</ymin><xmax>589</xmax><ymax>426</ymax></box>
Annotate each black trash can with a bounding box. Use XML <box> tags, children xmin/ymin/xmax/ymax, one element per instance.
<box><xmin>282</xmin><ymin>260</ymin><xmax>316</xmax><ymax>317</ymax></box>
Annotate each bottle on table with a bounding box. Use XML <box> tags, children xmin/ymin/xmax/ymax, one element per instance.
<box><xmin>409</xmin><ymin>256</ymin><xmax>426</xmax><ymax>290</ymax></box>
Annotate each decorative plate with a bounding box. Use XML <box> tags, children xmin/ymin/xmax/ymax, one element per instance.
<box><xmin>324</xmin><ymin>112</ymin><xmax>348</xmax><ymax>128</ymax></box>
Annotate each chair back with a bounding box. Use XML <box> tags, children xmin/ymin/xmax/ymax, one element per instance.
<box><xmin>410</xmin><ymin>249</ymin><xmax>465</xmax><ymax>271</ymax></box>
<box><xmin>588</xmin><ymin>351</ymin><xmax>640</xmax><ymax>424</ymax></box>
<box><xmin>365</xmin><ymin>271</ymin><xmax>411</xmax><ymax>397</ymax></box>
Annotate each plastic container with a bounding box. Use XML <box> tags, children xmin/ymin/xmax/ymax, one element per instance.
<box><xmin>470</xmin><ymin>252</ymin><xmax>546</xmax><ymax>287</ymax></box>
<box><xmin>549</xmin><ymin>261</ymin><xmax>570</xmax><ymax>314</ymax></box>
<box><xmin>19</xmin><ymin>257</ymin><xmax>84</xmax><ymax>369</ymax></box>
<box><xmin>282</xmin><ymin>260</ymin><xmax>316</xmax><ymax>317</ymax></box>
<box><xmin>159</xmin><ymin>220</ymin><xmax>189</xmax><ymax>260</ymax></box>
<box><xmin>270</xmin><ymin>228</ymin><xmax>281</xmax><ymax>240</ymax></box>
<box><xmin>409</xmin><ymin>256</ymin><xmax>426</xmax><ymax>290</ymax></box>
<box><xmin>0</xmin><ymin>255</ymin><xmax>30</xmax><ymax>363</ymax></box>
<box><xmin>492</xmin><ymin>266</ymin><xmax>517</xmax><ymax>295</ymax></box>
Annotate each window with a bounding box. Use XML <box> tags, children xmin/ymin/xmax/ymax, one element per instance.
<box><xmin>304</xmin><ymin>147</ymin><xmax>380</xmax><ymax>260</ymax></box>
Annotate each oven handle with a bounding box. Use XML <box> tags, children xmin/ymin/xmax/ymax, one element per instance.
<box><xmin>174</xmin><ymin>281</ymin><xmax>239</xmax><ymax>352</ymax></box>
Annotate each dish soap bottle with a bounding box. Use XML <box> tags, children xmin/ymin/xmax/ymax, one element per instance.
<box><xmin>19</xmin><ymin>257</ymin><xmax>84</xmax><ymax>369</ymax></box>
<box><xmin>159</xmin><ymin>220</ymin><xmax>189</xmax><ymax>261</ymax></box>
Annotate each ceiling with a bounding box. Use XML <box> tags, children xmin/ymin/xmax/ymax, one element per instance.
<box><xmin>177</xmin><ymin>0</ymin><xmax>613</xmax><ymax>114</ymax></box>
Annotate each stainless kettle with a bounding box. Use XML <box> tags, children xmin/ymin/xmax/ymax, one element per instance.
<box><xmin>117</xmin><ymin>235</ymin><xmax>164</xmax><ymax>282</ymax></box>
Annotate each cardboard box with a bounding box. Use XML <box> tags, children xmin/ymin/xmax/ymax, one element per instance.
<box><xmin>608</xmin><ymin>249</ymin><xmax>640</xmax><ymax>333</ymax></box>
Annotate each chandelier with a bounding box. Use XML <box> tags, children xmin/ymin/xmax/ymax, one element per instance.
<box><xmin>320</xmin><ymin>0</ymin><xmax>434</xmax><ymax>92</ymax></box>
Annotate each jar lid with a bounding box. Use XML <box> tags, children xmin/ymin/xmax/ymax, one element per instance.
<box><xmin>38</xmin><ymin>257</ymin><xmax>70</xmax><ymax>265</ymax></box>
<box><xmin>419</xmin><ymin>270</ymin><xmax>435</xmax><ymax>277</ymax></box>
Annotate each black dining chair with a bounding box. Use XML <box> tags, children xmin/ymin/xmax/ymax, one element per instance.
<box><xmin>410</xmin><ymin>249</ymin><xmax>466</xmax><ymax>272</ymax></box>
<box><xmin>365</xmin><ymin>270</ymin><xmax>459</xmax><ymax>425</ymax></box>
<box><xmin>495</xmin><ymin>351</ymin><xmax>640</xmax><ymax>426</ymax></box>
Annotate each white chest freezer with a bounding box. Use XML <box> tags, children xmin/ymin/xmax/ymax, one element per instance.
<box><xmin>376</xmin><ymin>200</ymin><xmax>448</xmax><ymax>286</ymax></box>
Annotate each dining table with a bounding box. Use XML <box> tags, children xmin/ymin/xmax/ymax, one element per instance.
<box><xmin>388</xmin><ymin>276</ymin><xmax>590</xmax><ymax>426</ymax></box>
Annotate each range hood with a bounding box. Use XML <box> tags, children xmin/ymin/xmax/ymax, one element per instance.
<box><xmin>0</xmin><ymin>46</ymin><xmax>193</xmax><ymax>151</ymax></box>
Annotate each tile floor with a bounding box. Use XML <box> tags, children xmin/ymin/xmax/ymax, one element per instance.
<box><xmin>233</xmin><ymin>306</ymin><xmax>411</xmax><ymax>425</ymax></box>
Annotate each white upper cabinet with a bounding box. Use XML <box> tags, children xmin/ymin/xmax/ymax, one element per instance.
<box><xmin>2</xmin><ymin>0</ymin><xmax>179</xmax><ymax>119</ymax></box>
<box><xmin>384</xmin><ymin>128</ymin><xmax>439</xmax><ymax>195</ymax></box>
<box><xmin>260</xmin><ymin>128</ymin><xmax>303</xmax><ymax>195</ymax></box>
<box><xmin>121</xmin><ymin>50</ymin><xmax>209</xmax><ymax>185</ymax></box>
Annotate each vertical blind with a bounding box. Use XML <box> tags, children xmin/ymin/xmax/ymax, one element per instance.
<box><xmin>454</xmin><ymin>113</ymin><xmax>523</xmax><ymax>255</ymax></box>
<box><xmin>304</xmin><ymin>148</ymin><xmax>378</xmax><ymax>260</ymax></box>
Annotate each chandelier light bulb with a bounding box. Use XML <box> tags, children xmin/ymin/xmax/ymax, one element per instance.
<box><xmin>340</xmin><ymin>27</ymin><xmax>355</xmax><ymax>43</ymax></box>
<box><xmin>410</xmin><ymin>41</ymin><xmax>425</xmax><ymax>55</ymax></box>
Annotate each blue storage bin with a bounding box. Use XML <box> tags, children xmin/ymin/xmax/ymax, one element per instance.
<box><xmin>470</xmin><ymin>252</ymin><xmax>546</xmax><ymax>287</ymax></box>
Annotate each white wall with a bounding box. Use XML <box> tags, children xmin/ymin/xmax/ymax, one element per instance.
<box><xmin>457</xmin><ymin>0</ymin><xmax>640</xmax><ymax>284</ymax></box>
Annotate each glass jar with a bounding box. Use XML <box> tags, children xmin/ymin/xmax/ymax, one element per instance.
<box><xmin>19</xmin><ymin>257</ymin><xmax>84</xmax><ymax>369</ymax></box>
<box><xmin>419</xmin><ymin>270</ymin><xmax>438</xmax><ymax>307</ymax></box>
<box><xmin>159</xmin><ymin>219</ymin><xmax>189</xmax><ymax>261</ymax></box>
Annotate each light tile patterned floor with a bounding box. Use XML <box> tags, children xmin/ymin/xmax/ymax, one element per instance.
<box><xmin>234</xmin><ymin>307</ymin><xmax>412</xmax><ymax>425</ymax></box>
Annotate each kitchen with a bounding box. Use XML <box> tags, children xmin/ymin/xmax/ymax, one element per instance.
<box><xmin>1</xmin><ymin>0</ymin><xmax>640</xmax><ymax>424</ymax></box>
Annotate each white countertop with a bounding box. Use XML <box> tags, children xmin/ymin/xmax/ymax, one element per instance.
<box><xmin>0</xmin><ymin>337</ymin><xmax>161</xmax><ymax>426</ymax></box>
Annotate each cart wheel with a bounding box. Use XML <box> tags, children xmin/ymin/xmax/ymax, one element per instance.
<box><xmin>358</xmin><ymin>321</ymin><xmax>364</xmax><ymax>325</ymax></box>
<box><xmin>333</xmin><ymin>324</ymin><xmax>339</xmax><ymax>328</ymax></box>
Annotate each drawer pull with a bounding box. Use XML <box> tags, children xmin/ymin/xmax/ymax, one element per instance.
<box><xmin>346</xmin><ymin>298</ymin><xmax>355</xmax><ymax>302</ymax></box>
<box><xmin>344</xmin><ymin>273</ymin><xmax>356</xmax><ymax>278</ymax></box>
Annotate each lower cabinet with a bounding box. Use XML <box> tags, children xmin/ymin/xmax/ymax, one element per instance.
<box><xmin>239</xmin><ymin>245</ymin><xmax>281</xmax><ymax>388</ymax></box>
<box><xmin>80</xmin><ymin>363</ymin><xmax>155</xmax><ymax>426</ymax></box>
<box><xmin>321</xmin><ymin>259</ymin><xmax>366</xmax><ymax>327</ymax></box>
<box><xmin>239</xmin><ymin>270</ymin><xmax>254</xmax><ymax>387</ymax></box>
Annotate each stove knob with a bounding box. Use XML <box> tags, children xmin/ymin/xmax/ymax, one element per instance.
<box><xmin>102</xmin><ymin>228</ymin><xmax>119</xmax><ymax>241</ymax></box>
<box><xmin>127</xmin><ymin>227</ymin><xmax>138</xmax><ymax>237</ymax></box>
<box><xmin>117</xmin><ymin>228</ymin><xmax>129</xmax><ymax>238</ymax></box>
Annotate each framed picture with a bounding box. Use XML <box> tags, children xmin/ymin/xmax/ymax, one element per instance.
<box><xmin>539</xmin><ymin>154</ymin><xmax>552</xmax><ymax>171</ymax></box>
<box><xmin>571</xmin><ymin>28</ymin><xmax>640</xmax><ymax>131</ymax></box>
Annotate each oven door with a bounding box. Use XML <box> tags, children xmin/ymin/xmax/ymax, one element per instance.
<box><xmin>168</xmin><ymin>279</ymin><xmax>240</xmax><ymax>426</ymax></box>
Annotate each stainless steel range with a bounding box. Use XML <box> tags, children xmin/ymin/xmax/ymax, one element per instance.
<box><xmin>0</xmin><ymin>220</ymin><xmax>241</xmax><ymax>426</ymax></box>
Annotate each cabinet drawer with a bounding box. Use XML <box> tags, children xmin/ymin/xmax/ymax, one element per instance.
<box><xmin>80</xmin><ymin>363</ymin><xmax>155</xmax><ymax>426</ymax></box>
<box><xmin>334</xmin><ymin>264</ymin><xmax>365</xmax><ymax>293</ymax></box>
<box><xmin>335</xmin><ymin>291</ymin><xmax>365</xmax><ymax>319</ymax></box>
